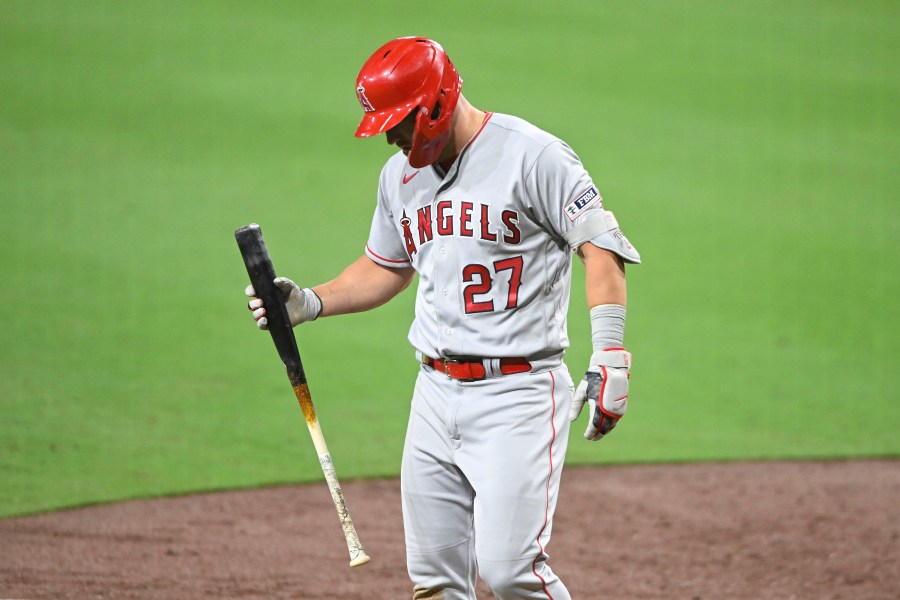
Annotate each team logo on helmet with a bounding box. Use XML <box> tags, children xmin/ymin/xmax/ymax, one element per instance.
<box><xmin>356</xmin><ymin>84</ymin><xmax>375</xmax><ymax>112</ymax></box>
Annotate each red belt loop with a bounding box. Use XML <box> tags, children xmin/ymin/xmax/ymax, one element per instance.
<box><xmin>423</xmin><ymin>356</ymin><xmax>531</xmax><ymax>381</ymax></box>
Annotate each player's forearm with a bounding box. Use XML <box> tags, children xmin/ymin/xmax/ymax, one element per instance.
<box><xmin>579</xmin><ymin>243</ymin><xmax>627</xmax><ymax>308</ymax></box>
<box><xmin>313</xmin><ymin>255</ymin><xmax>415</xmax><ymax>317</ymax></box>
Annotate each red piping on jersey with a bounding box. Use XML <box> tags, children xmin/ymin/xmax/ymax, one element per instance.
<box><xmin>436</xmin><ymin>112</ymin><xmax>494</xmax><ymax>171</ymax></box>
<box><xmin>531</xmin><ymin>370</ymin><xmax>557</xmax><ymax>600</ymax></box>
<box><xmin>467</xmin><ymin>112</ymin><xmax>493</xmax><ymax>151</ymax></box>
<box><xmin>365</xmin><ymin>244</ymin><xmax>410</xmax><ymax>264</ymax></box>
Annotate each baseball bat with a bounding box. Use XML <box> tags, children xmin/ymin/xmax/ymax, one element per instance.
<box><xmin>235</xmin><ymin>223</ymin><xmax>370</xmax><ymax>568</ymax></box>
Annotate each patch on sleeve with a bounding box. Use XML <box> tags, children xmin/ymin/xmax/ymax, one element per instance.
<box><xmin>564</xmin><ymin>186</ymin><xmax>602</xmax><ymax>221</ymax></box>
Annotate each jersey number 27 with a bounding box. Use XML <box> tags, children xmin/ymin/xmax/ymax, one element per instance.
<box><xmin>462</xmin><ymin>255</ymin><xmax>523</xmax><ymax>314</ymax></box>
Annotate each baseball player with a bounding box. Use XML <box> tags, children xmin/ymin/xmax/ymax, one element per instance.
<box><xmin>246</xmin><ymin>37</ymin><xmax>640</xmax><ymax>599</ymax></box>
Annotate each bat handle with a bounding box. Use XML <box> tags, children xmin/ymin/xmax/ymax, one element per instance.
<box><xmin>294</xmin><ymin>383</ymin><xmax>370</xmax><ymax>567</ymax></box>
<box><xmin>317</xmin><ymin>447</ymin><xmax>371</xmax><ymax>567</ymax></box>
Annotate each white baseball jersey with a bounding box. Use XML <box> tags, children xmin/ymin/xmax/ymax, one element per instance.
<box><xmin>365</xmin><ymin>112</ymin><xmax>640</xmax><ymax>365</ymax></box>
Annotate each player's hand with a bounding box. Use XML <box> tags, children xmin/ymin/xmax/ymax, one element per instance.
<box><xmin>569</xmin><ymin>348</ymin><xmax>631</xmax><ymax>441</ymax></box>
<box><xmin>245</xmin><ymin>277</ymin><xmax>322</xmax><ymax>329</ymax></box>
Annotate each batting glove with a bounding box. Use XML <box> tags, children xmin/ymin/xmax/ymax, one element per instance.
<box><xmin>569</xmin><ymin>348</ymin><xmax>631</xmax><ymax>441</ymax></box>
<box><xmin>245</xmin><ymin>277</ymin><xmax>322</xmax><ymax>329</ymax></box>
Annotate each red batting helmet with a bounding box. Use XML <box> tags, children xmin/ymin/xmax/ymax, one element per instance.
<box><xmin>354</xmin><ymin>37</ymin><xmax>462</xmax><ymax>168</ymax></box>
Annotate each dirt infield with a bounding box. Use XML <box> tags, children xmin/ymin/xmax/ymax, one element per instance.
<box><xmin>1</xmin><ymin>460</ymin><xmax>897</xmax><ymax>599</ymax></box>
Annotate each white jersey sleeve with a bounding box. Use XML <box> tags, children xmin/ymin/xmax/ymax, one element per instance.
<box><xmin>365</xmin><ymin>160</ymin><xmax>413</xmax><ymax>268</ymax></box>
<box><xmin>525</xmin><ymin>141</ymin><xmax>640</xmax><ymax>264</ymax></box>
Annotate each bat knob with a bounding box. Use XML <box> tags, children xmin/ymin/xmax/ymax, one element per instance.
<box><xmin>349</xmin><ymin>553</ymin><xmax>371</xmax><ymax>567</ymax></box>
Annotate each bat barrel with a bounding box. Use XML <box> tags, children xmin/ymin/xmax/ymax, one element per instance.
<box><xmin>235</xmin><ymin>223</ymin><xmax>307</xmax><ymax>384</ymax></box>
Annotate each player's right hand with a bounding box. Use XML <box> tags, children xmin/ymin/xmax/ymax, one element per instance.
<box><xmin>569</xmin><ymin>348</ymin><xmax>631</xmax><ymax>441</ymax></box>
<box><xmin>245</xmin><ymin>277</ymin><xmax>322</xmax><ymax>329</ymax></box>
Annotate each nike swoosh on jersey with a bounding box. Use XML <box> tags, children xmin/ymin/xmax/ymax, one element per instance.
<box><xmin>402</xmin><ymin>171</ymin><xmax>419</xmax><ymax>184</ymax></box>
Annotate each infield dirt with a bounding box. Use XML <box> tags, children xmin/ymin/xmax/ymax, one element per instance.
<box><xmin>1</xmin><ymin>460</ymin><xmax>897</xmax><ymax>599</ymax></box>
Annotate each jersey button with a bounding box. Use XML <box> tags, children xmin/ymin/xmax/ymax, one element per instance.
<box><xmin>439</xmin><ymin>246</ymin><xmax>447</xmax><ymax>255</ymax></box>
<box><xmin>446</xmin><ymin>328</ymin><xmax>454</xmax><ymax>335</ymax></box>
<box><xmin>441</xmin><ymin>288</ymin><xmax>449</xmax><ymax>295</ymax></box>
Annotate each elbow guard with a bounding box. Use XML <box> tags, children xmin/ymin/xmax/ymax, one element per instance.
<box><xmin>563</xmin><ymin>210</ymin><xmax>641</xmax><ymax>264</ymax></box>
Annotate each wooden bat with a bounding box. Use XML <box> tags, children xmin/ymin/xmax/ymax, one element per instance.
<box><xmin>235</xmin><ymin>223</ymin><xmax>370</xmax><ymax>568</ymax></box>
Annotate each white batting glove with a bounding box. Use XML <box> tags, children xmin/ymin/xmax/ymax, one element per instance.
<box><xmin>245</xmin><ymin>277</ymin><xmax>322</xmax><ymax>329</ymax></box>
<box><xmin>569</xmin><ymin>348</ymin><xmax>631</xmax><ymax>441</ymax></box>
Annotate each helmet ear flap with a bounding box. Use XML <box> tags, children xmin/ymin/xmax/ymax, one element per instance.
<box><xmin>409</xmin><ymin>106</ymin><xmax>447</xmax><ymax>168</ymax></box>
<box><xmin>408</xmin><ymin>64</ymin><xmax>462</xmax><ymax>168</ymax></box>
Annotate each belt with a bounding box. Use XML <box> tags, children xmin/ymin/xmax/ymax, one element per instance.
<box><xmin>421</xmin><ymin>355</ymin><xmax>532</xmax><ymax>381</ymax></box>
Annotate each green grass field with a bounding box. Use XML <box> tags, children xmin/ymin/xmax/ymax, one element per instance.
<box><xmin>1</xmin><ymin>0</ymin><xmax>897</xmax><ymax>517</ymax></box>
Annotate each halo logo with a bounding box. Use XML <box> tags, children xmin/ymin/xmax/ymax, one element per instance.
<box><xmin>400</xmin><ymin>210</ymin><xmax>417</xmax><ymax>256</ymax></box>
<box><xmin>356</xmin><ymin>84</ymin><xmax>375</xmax><ymax>112</ymax></box>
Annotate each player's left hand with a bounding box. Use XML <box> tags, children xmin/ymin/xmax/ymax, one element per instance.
<box><xmin>245</xmin><ymin>278</ymin><xmax>322</xmax><ymax>329</ymax></box>
<box><xmin>569</xmin><ymin>348</ymin><xmax>631</xmax><ymax>441</ymax></box>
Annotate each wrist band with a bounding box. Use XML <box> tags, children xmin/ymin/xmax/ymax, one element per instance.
<box><xmin>590</xmin><ymin>304</ymin><xmax>626</xmax><ymax>351</ymax></box>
